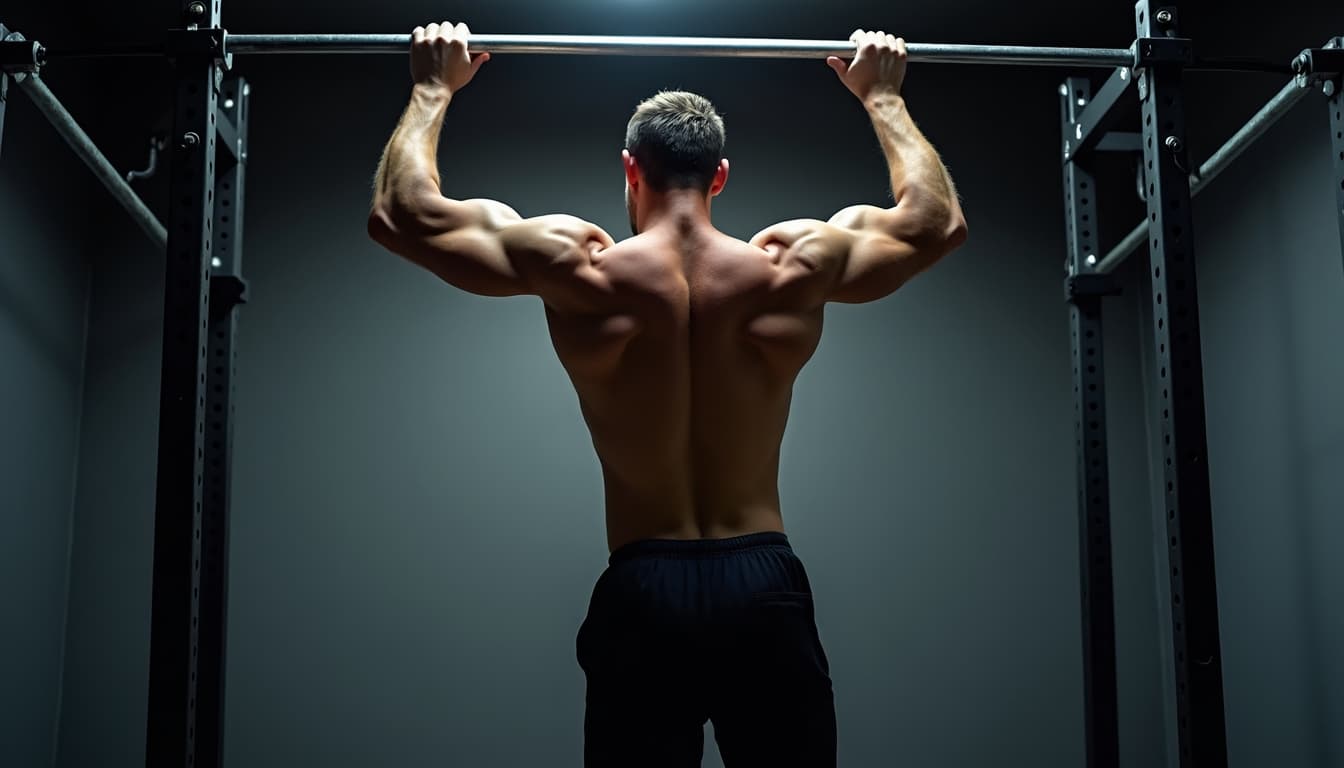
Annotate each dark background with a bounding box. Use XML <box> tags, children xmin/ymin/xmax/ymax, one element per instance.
<box><xmin>2</xmin><ymin>1</ymin><xmax>1340</xmax><ymax>766</ymax></box>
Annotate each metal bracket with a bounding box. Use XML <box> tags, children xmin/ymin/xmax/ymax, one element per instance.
<box><xmin>1064</xmin><ymin>67</ymin><xmax>1138</xmax><ymax>164</ymax></box>
<box><xmin>164</xmin><ymin>27</ymin><xmax>232</xmax><ymax>71</ymax></box>
<box><xmin>1134</xmin><ymin>37</ymin><xmax>1193</xmax><ymax>68</ymax></box>
<box><xmin>1293</xmin><ymin>41</ymin><xmax>1344</xmax><ymax>88</ymax></box>
<box><xmin>1066</xmin><ymin>274</ymin><xmax>1123</xmax><ymax>303</ymax></box>
<box><xmin>209</xmin><ymin>274</ymin><xmax>249</xmax><ymax>313</ymax></box>
<box><xmin>0</xmin><ymin>31</ymin><xmax>44</xmax><ymax>77</ymax></box>
<box><xmin>1097</xmin><ymin>132</ymin><xmax>1143</xmax><ymax>153</ymax></box>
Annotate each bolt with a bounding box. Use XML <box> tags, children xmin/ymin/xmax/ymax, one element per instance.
<box><xmin>186</xmin><ymin>1</ymin><xmax>206</xmax><ymax>18</ymax></box>
<box><xmin>1155</xmin><ymin>9</ymin><xmax>1173</xmax><ymax>25</ymax></box>
<box><xmin>181</xmin><ymin>132</ymin><xmax>201</xmax><ymax>149</ymax></box>
<box><xmin>1165</xmin><ymin>136</ymin><xmax>1183</xmax><ymax>153</ymax></box>
<box><xmin>1086</xmin><ymin>255</ymin><xmax>1098</xmax><ymax>267</ymax></box>
<box><xmin>1324</xmin><ymin>80</ymin><xmax>1338</xmax><ymax>98</ymax></box>
<box><xmin>1293</xmin><ymin>55</ymin><xmax>1309</xmax><ymax>74</ymax></box>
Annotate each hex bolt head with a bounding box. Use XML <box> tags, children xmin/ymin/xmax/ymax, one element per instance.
<box><xmin>1324</xmin><ymin>80</ymin><xmax>1338</xmax><ymax>98</ymax></box>
<box><xmin>181</xmin><ymin>132</ymin><xmax>201</xmax><ymax>149</ymax></box>
<box><xmin>1155</xmin><ymin>9</ymin><xmax>1174</xmax><ymax>24</ymax></box>
<box><xmin>1165</xmin><ymin>136</ymin><xmax>1183</xmax><ymax>153</ymax></box>
<box><xmin>186</xmin><ymin>2</ymin><xmax>206</xmax><ymax>19</ymax></box>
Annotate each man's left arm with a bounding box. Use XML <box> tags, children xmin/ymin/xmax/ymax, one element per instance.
<box><xmin>368</xmin><ymin>22</ymin><xmax>615</xmax><ymax>298</ymax></box>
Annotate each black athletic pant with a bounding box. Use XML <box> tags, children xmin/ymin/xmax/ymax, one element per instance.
<box><xmin>577</xmin><ymin>532</ymin><xmax>837</xmax><ymax>767</ymax></box>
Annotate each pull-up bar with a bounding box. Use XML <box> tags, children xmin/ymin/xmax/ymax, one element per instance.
<box><xmin>224</xmin><ymin>34</ymin><xmax>1137</xmax><ymax>69</ymax></box>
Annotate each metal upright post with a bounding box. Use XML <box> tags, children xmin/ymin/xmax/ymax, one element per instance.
<box><xmin>1134</xmin><ymin>3</ymin><xmax>1228</xmax><ymax>766</ymax></box>
<box><xmin>1061</xmin><ymin>75</ymin><xmax>1121</xmax><ymax>768</ymax></box>
<box><xmin>1328</xmin><ymin>42</ymin><xmax>1344</xmax><ymax>269</ymax></box>
<box><xmin>193</xmin><ymin>72</ymin><xmax>248</xmax><ymax>768</ymax></box>
<box><xmin>0</xmin><ymin>24</ymin><xmax>9</xmax><ymax>161</ymax></box>
<box><xmin>145</xmin><ymin>0</ymin><xmax>227</xmax><ymax>765</ymax></box>
<box><xmin>0</xmin><ymin>73</ymin><xmax>8</xmax><ymax>162</ymax></box>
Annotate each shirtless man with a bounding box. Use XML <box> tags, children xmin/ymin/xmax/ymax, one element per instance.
<box><xmin>369</xmin><ymin>22</ymin><xmax>966</xmax><ymax>767</ymax></box>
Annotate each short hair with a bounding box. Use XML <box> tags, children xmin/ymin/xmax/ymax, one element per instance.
<box><xmin>625</xmin><ymin>91</ymin><xmax>726</xmax><ymax>193</ymax></box>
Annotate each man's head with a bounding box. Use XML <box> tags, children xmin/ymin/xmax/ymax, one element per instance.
<box><xmin>623</xmin><ymin>91</ymin><xmax>729</xmax><ymax>234</ymax></box>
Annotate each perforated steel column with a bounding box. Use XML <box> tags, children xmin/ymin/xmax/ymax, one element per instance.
<box><xmin>1135</xmin><ymin>3</ymin><xmax>1228</xmax><ymax>766</ymax></box>
<box><xmin>191</xmin><ymin>73</ymin><xmax>247</xmax><ymax>768</ymax></box>
<box><xmin>146</xmin><ymin>1</ymin><xmax>223</xmax><ymax>766</ymax></box>
<box><xmin>0</xmin><ymin>24</ymin><xmax>9</xmax><ymax>161</ymax></box>
<box><xmin>1061</xmin><ymin>76</ymin><xmax>1119</xmax><ymax>768</ymax></box>
<box><xmin>1331</xmin><ymin>68</ymin><xmax>1344</xmax><ymax>271</ymax></box>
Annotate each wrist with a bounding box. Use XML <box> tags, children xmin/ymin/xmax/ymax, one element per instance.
<box><xmin>412</xmin><ymin>81</ymin><xmax>454</xmax><ymax>103</ymax></box>
<box><xmin>862</xmin><ymin>89</ymin><xmax>905</xmax><ymax>112</ymax></box>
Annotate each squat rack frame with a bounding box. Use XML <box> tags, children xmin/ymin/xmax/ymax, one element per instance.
<box><xmin>2</xmin><ymin>1</ymin><xmax>1341</xmax><ymax>766</ymax></box>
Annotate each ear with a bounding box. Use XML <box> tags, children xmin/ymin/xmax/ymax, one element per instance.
<box><xmin>709</xmin><ymin>159</ymin><xmax>730</xmax><ymax>197</ymax></box>
<box><xmin>623</xmin><ymin>150</ymin><xmax>640</xmax><ymax>191</ymax></box>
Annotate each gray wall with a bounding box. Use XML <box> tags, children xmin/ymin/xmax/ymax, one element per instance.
<box><xmin>0</xmin><ymin>47</ymin><xmax>92</xmax><ymax>768</ymax></box>
<box><xmin>52</xmin><ymin>46</ymin><xmax>1159</xmax><ymax>768</ymax></box>
<box><xmin>1197</xmin><ymin>111</ymin><xmax>1344</xmax><ymax>763</ymax></box>
<box><xmin>34</xmin><ymin>1</ymin><xmax>1341</xmax><ymax>767</ymax></box>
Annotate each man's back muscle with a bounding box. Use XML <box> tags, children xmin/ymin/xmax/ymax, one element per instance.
<box><xmin>543</xmin><ymin>228</ymin><xmax>829</xmax><ymax>552</ymax></box>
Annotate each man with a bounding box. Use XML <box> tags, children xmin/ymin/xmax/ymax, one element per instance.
<box><xmin>369</xmin><ymin>21</ymin><xmax>966</xmax><ymax>767</ymax></box>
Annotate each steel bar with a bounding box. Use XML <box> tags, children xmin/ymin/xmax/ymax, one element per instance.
<box><xmin>13</xmin><ymin>74</ymin><xmax>167</xmax><ymax>250</ymax></box>
<box><xmin>223</xmin><ymin>34</ymin><xmax>1135</xmax><ymax>67</ymax></box>
<box><xmin>1097</xmin><ymin>77</ymin><xmax>1309</xmax><ymax>274</ymax></box>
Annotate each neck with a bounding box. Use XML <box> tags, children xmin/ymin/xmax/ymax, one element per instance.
<box><xmin>637</xmin><ymin>189</ymin><xmax>713</xmax><ymax>234</ymax></box>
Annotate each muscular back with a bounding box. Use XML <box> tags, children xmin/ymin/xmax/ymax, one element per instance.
<box><xmin>544</xmin><ymin>228</ymin><xmax>831</xmax><ymax>552</ymax></box>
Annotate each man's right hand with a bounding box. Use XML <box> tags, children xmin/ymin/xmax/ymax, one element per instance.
<box><xmin>827</xmin><ymin>30</ymin><xmax>908</xmax><ymax>103</ymax></box>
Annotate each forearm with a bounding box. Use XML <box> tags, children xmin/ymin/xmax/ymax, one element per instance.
<box><xmin>864</xmin><ymin>93</ymin><xmax>960</xmax><ymax>226</ymax></box>
<box><xmin>372</xmin><ymin>84</ymin><xmax>453</xmax><ymax>220</ymax></box>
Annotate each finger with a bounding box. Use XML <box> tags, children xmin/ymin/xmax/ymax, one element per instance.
<box><xmin>456</xmin><ymin>22</ymin><xmax>471</xmax><ymax>39</ymax></box>
<box><xmin>887</xmin><ymin>34</ymin><xmax>898</xmax><ymax>49</ymax></box>
<box><xmin>470</xmin><ymin>52</ymin><xmax>490</xmax><ymax>75</ymax></box>
<box><xmin>850</xmin><ymin>29</ymin><xmax>865</xmax><ymax>44</ymax></box>
<box><xmin>413</xmin><ymin>26</ymin><xmax>425</xmax><ymax>44</ymax></box>
<box><xmin>895</xmin><ymin>37</ymin><xmax>907</xmax><ymax>57</ymax></box>
<box><xmin>425</xmin><ymin>23</ymin><xmax>439</xmax><ymax>40</ymax></box>
<box><xmin>826</xmin><ymin>56</ymin><xmax>848</xmax><ymax>77</ymax></box>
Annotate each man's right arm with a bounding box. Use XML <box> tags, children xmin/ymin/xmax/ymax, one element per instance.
<box><xmin>752</xmin><ymin>30</ymin><xmax>967</xmax><ymax>305</ymax></box>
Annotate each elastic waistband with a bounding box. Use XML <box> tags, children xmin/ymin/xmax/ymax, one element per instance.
<box><xmin>609</xmin><ymin>532</ymin><xmax>792</xmax><ymax>566</ymax></box>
